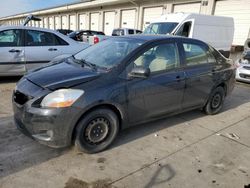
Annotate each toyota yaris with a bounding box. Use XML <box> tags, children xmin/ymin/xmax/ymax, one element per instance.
<box><xmin>13</xmin><ymin>35</ymin><xmax>236</xmax><ymax>153</ymax></box>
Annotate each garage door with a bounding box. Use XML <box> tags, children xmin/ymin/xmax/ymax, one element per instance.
<box><xmin>79</xmin><ymin>14</ymin><xmax>87</xmax><ymax>30</ymax></box>
<box><xmin>69</xmin><ymin>15</ymin><xmax>76</xmax><ymax>30</ymax></box>
<box><xmin>55</xmin><ymin>16</ymin><xmax>61</xmax><ymax>30</ymax></box>
<box><xmin>214</xmin><ymin>0</ymin><xmax>250</xmax><ymax>45</ymax></box>
<box><xmin>121</xmin><ymin>9</ymin><xmax>136</xmax><ymax>29</ymax></box>
<box><xmin>44</xmin><ymin>17</ymin><xmax>48</xmax><ymax>28</ymax></box>
<box><xmin>33</xmin><ymin>20</ymin><xmax>38</xmax><ymax>27</ymax></box>
<box><xmin>143</xmin><ymin>7</ymin><xmax>164</xmax><ymax>30</ymax></box>
<box><xmin>173</xmin><ymin>2</ymin><xmax>201</xmax><ymax>13</ymax></box>
<box><xmin>49</xmin><ymin>17</ymin><xmax>54</xmax><ymax>29</ymax></box>
<box><xmin>104</xmin><ymin>11</ymin><xmax>115</xmax><ymax>35</ymax></box>
<box><xmin>29</xmin><ymin>20</ymin><xmax>34</xmax><ymax>27</ymax></box>
<box><xmin>39</xmin><ymin>19</ymin><xmax>44</xmax><ymax>28</ymax></box>
<box><xmin>90</xmin><ymin>13</ymin><xmax>99</xmax><ymax>31</ymax></box>
<box><xmin>62</xmin><ymin>15</ymin><xmax>68</xmax><ymax>29</ymax></box>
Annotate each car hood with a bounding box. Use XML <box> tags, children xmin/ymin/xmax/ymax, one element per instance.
<box><xmin>25</xmin><ymin>61</ymin><xmax>100</xmax><ymax>90</ymax></box>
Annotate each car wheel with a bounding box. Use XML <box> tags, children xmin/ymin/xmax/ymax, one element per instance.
<box><xmin>75</xmin><ymin>108</ymin><xmax>119</xmax><ymax>153</ymax></box>
<box><xmin>204</xmin><ymin>86</ymin><xmax>225</xmax><ymax>115</ymax></box>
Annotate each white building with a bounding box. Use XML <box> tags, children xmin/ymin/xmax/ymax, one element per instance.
<box><xmin>0</xmin><ymin>0</ymin><xmax>249</xmax><ymax>46</ymax></box>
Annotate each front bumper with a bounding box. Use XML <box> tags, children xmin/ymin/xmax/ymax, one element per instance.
<box><xmin>12</xmin><ymin>78</ymin><xmax>83</xmax><ymax>148</ymax></box>
<box><xmin>236</xmin><ymin>66</ymin><xmax>250</xmax><ymax>83</ymax></box>
<box><xmin>13</xmin><ymin>101</ymin><xmax>81</xmax><ymax>148</ymax></box>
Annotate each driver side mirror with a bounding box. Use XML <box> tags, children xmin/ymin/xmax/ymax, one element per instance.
<box><xmin>128</xmin><ymin>67</ymin><xmax>150</xmax><ymax>78</ymax></box>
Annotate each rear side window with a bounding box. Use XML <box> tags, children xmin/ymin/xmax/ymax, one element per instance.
<box><xmin>25</xmin><ymin>30</ymin><xmax>68</xmax><ymax>46</ymax></box>
<box><xmin>0</xmin><ymin>29</ymin><xmax>22</xmax><ymax>47</ymax></box>
<box><xmin>183</xmin><ymin>43</ymin><xmax>209</xmax><ymax>66</ymax></box>
<box><xmin>128</xmin><ymin>30</ymin><xmax>134</xmax><ymax>34</ymax></box>
<box><xmin>136</xmin><ymin>30</ymin><xmax>142</xmax><ymax>34</ymax></box>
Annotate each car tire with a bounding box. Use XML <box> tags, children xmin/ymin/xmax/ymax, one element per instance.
<box><xmin>75</xmin><ymin>108</ymin><xmax>119</xmax><ymax>154</ymax></box>
<box><xmin>204</xmin><ymin>86</ymin><xmax>225</xmax><ymax>115</ymax></box>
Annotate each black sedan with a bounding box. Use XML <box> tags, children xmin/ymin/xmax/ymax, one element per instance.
<box><xmin>13</xmin><ymin>35</ymin><xmax>236</xmax><ymax>153</ymax></box>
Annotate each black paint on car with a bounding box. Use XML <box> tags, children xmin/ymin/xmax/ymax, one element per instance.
<box><xmin>13</xmin><ymin>35</ymin><xmax>236</xmax><ymax>153</ymax></box>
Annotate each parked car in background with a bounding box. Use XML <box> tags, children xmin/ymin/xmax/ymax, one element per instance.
<box><xmin>69</xmin><ymin>30</ymin><xmax>105</xmax><ymax>42</ymax></box>
<box><xmin>112</xmin><ymin>28</ymin><xmax>142</xmax><ymax>36</ymax></box>
<box><xmin>87</xmin><ymin>28</ymin><xmax>142</xmax><ymax>45</ymax></box>
<box><xmin>244</xmin><ymin>30</ymin><xmax>250</xmax><ymax>52</ymax></box>
<box><xmin>13</xmin><ymin>35</ymin><xmax>235</xmax><ymax>153</ymax></box>
<box><xmin>87</xmin><ymin>34</ymin><xmax>110</xmax><ymax>45</ymax></box>
<box><xmin>57</xmin><ymin>29</ymin><xmax>74</xmax><ymax>35</ymax></box>
<box><xmin>0</xmin><ymin>26</ymin><xmax>89</xmax><ymax>76</ymax></box>
<box><xmin>144</xmin><ymin>13</ymin><xmax>234</xmax><ymax>58</ymax></box>
<box><xmin>236</xmin><ymin>50</ymin><xmax>250</xmax><ymax>83</ymax></box>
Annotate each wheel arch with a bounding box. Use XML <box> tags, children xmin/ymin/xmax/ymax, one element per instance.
<box><xmin>216</xmin><ymin>82</ymin><xmax>228</xmax><ymax>96</ymax></box>
<box><xmin>71</xmin><ymin>103</ymin><xmax>124</xmax><ymax>143</ymax></box>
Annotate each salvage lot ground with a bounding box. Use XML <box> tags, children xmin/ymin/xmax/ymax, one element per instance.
<box><xmin>0</xmin><ymin>77</ymin><xmax>250</xmax><ymax>188</ymax></box>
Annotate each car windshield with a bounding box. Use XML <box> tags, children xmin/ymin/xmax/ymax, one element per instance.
<box><xmin>68</xmin><ymin>31</ymin><xmax>78</xmax><ymax>37</ymax></box>
<box><xmin>144</xmin><ymin>22</ymin><xmax>178</xmax><ymax>35</ymax></box>
<box><xmin>74</xmin><ymin>38</ymin><xmax>144</xmax><ymax>69</ymax></box>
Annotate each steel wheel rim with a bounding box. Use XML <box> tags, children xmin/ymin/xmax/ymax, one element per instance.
<box><xmin>84</xmin><ymin>117</ymin><xmax>110</xmax><ymax>145</ymax></box>
<box><xmin>211</xmin><ymin>93</ymin><xmax>221</xmax><ymax>109</ymax></box>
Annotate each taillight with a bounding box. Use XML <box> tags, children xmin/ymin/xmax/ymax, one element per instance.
<box><xmin>93</xmin><ymin>36</ymin><xmax>99</xmax><ymax>44</ymax></box>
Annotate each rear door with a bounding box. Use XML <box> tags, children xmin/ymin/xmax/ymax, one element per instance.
<box><xmin>24</xmin><ymin>29</ymin><xmax>70</xmax><ymax>70</ymax></box>
<box><xmin>180</xmin><ymin>40</ymin><xmax>217</xmax><ymax>109</ymax></box>
<box><xmin>0</xmin><ymin>29</ymin><xmax>25</xmax><ymax>75</ymax></box>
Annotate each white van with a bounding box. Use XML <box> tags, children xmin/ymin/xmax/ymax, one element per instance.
<box><xmin>144</xmin><ymin>13</ymin><xmax>234</xmax><ymax>57</ymax></box>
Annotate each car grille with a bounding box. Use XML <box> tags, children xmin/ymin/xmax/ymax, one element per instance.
<box><xmin>243</xmin><ymin>66</ymin><xmax>250</xmax><ymax>70</ymax></box>
<box><xmin>13</xmin><ymin>90</ymin><xmax>31</xmax><ymax>105</ymax></box>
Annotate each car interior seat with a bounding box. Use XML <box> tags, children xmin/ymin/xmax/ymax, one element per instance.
<box><xmin>26</xmin><ymin>33</ymin><xmax>34</xmax><ymax>46</ymax></box>
<box><xmin>149</xmin><ymin>45</ymin><xmax>177</xmax><ymax>72</ymax></box>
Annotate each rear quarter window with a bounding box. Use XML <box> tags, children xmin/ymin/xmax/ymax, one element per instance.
<box><xmin>55</xmin><ymin>35</ymin><xmax>69</xmax><ymax>46</ymax></box>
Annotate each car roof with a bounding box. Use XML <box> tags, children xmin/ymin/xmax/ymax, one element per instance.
<box><xmin>118</xmin><ymin>34</ymin><xmax>207</xmax><ymax>44</ymax></box>
<box><xmin>0</xmin><ymin>25</ymin><xmax>60</xmax><ymax>34</ymax></box>
<box><xmin>0</xmin><ymin>25</ymin><xmax>85</xmax><ymax>45</ymax></box>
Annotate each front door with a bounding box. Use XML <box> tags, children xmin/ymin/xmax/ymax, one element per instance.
<box><xmin>126</xmin><ymin>41</ymin><xmax>185</xmax><ymax>123</ymax></box>
<box><xmin>0</xmin><ymin>29</ymin><xmax>25</xmax><ymax>75</ymax></box>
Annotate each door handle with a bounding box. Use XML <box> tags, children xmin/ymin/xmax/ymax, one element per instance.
<box><xmin>48</xmin><ymin>48</ymin><xmax>57</xmax><ymax>51</ymax></box>
<box><xmin>9</xmin><ymin>49</ymin><xmax>21</xmax><ymax>53</ymax></box>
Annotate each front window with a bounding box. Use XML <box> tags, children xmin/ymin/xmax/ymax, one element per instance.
<box><xmin>112</xmin><ymin>29</ymin><xmax>124</xmax><ymax>36</ymax></box>
<box><xmin>134</xmin><ymin>43</ymin><xmax>180</xmax><ymax>73</ymax></box>
<box><xmin>143</xmin><ymin>22</ymin><xmax>178</xmax><ymax>35</ymax></box>
<box><xmin>74</xmin><ymin>38</ymin><xmax>144</xmax><ymax>69</ymax></box>
<box><xmin>175</xmin><ymin>21</ymin><xmax>192</xmax><ymax>37</ymax></box>
<box><xmin>0</xmin><ymin>29</ymin><xmax>22</xmax><ymax>47</ymax></box>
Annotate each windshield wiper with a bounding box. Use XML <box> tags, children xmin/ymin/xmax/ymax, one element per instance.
<box><xmin>72</xmin><ymin>55</ymin><xmax>109</xmax><ymax>71</ymax></box>
<box><xmin>72</xmin><ymin>56</ymin><xmax>97</xmax><ymax>70</ymax></box>
<box><xmin>80</xmin><ymin>59</ymin><xmax>97</xmax><ymax>70</ymax></box>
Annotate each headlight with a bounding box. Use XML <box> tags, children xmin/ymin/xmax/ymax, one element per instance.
<box><xmin>241</xmin><ymin>59</ymin><xmax>249</xmax><ymax>64</ymax></box>
<box><xmin>41</xmin><ymin>89</ymin><xmax>84</xmax><ymax>108</ymax></box>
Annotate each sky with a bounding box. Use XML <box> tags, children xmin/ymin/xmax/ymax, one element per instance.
<box><xmin>0</xmin><ymin>0</ymin><xmax>80</xmax><ymax>18</ymax></box>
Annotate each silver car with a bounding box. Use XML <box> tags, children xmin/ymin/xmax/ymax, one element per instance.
<box><xmin>0</xmin><ymin>26</ymin><xmax>89</xmax><ymax>76</ymax></box>
<box><xmin>236</xmin><ymin>51</ymin><xmax>250</xmax><ymax>83</ymax></box>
